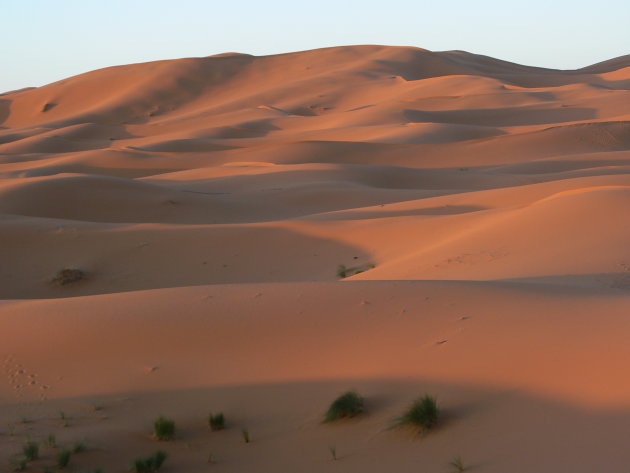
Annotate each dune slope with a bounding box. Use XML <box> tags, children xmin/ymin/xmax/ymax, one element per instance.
<box><xmin>1</xmin><ymin>45</ymin><xmax>630</xmax><ymax>473</ymax></box>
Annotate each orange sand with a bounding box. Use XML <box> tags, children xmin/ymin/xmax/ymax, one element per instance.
<box><xmin>1</xmin><ymin>45</ymin><xmax>630</xmax><ymax>472</ymax></box>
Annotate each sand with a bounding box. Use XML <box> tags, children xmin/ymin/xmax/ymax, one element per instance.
<box><xmin>1</xmin><ymin>45</ymin><xmax>630</xmax><ymax>472</ymax></box>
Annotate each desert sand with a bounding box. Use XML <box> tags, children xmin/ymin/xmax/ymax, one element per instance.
<box><xmin>1</xmin><ymin>45</ymin><xmax>630</xmax><ymax>472</ymax></box>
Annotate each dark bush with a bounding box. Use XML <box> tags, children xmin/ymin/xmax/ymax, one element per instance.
<box><xmin>208</xmin><ymin>412</ymin><xmax>225</xmax><ymax>431</ymax></box>
<box><xmin>153</xmin><ymin>416</ymin><xmax>175</xmax><ymax>441</ymax></box>
<box><xmin>397</xmin><ymin>395</ymin><xmax>439</xmax><ymax>431</ymax></box>
<box><xmin>325</xmin><ymin>391</ymin><xmax>364</xmax><ymax>422</ymax></box>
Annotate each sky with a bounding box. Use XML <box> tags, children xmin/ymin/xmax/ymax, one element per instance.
<box><xmin>2</xmin><ymin>0</ymin><xmax>629</xmax><ymax>93</ymax></box>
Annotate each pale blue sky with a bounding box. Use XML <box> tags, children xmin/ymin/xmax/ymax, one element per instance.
<box><xmin>2</xmin><ymin>0</ymin><xmax>629</xmax><ymax>93</ymax></box>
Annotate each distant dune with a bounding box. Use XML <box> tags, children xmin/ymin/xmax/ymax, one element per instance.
<box><xmin>1</xmin><ymin>45</ymin><xmax>630</xmax><ymax>472</ymax></box>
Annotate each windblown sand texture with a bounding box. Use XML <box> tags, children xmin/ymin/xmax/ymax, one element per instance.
<box><xmin>1</xmin><ymin>45</ymin><xmax>630</xmax><ymax>472</ymax></box>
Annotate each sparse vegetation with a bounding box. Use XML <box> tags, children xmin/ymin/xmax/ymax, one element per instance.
<box><xmin>52</xmin><ymin>268</ymin><xmax>85</xmax><ymax>286</ymax></box>
<box><xmin>57</xmin><ymin>449</ymin><xmax>72</xmax><ymax>468</ymax></box>
<box><xmin>59</xmin><ymin>410</ymin><xmax>70</xmax><ymax>427</ymax></box>
<box><xmin>241</xmin><ymin>428</ymin><xmax>250</xmax><ymax>443</ymax></box>
<box><xmin>10</xmin><ymin>458</ymin><xmax>27</xmax><ymax>472</ymax></box>
<box><xmin>87</xmin><ymin>402</ymin><xmax>104</xmax><ymax>412</ymax></box>
<box><xmin>73</xmin><ymin>440</ymin><xmax>87</xmax><ymax>453</ymax></box>
<box><xmin>329</xmin><ymin>445</ymin><xmax>338</xmax><ymax>460</ymax></box>
<box><xmin>153</xmin><ymin>416</ymin><xmax>175</xmax><ymax>441</ymax></box>
<box><xmin>396</xmin><ymin>395</ymin><xmax>439</xmax><ymax>432</ymax></box>
<box><xmin>208</xmin><ymin>412</ymin><xmax>225</xmax><ymax>431</ymax></box>
<box><xmin>337</xmin><ymin>263</ymin><xmax>375</xmax><ymax>278</ymax></box>
<box><xmin>132</xmin><ymin>450</ymin><xmax>167</xmax><ymax>473</ymax></box>
<box><xmin>22</xmin><ymin>441</ymin><xmax>39</xmax><ymax>460</ymax></box>
<box><xmin>449</xmin><ymin>455</ymin><xmax>465</xmax><ymax>472</ymax></box>
<box><xmin>46</xmin><ymin>433</ymin><xmax>57</xmax><ymax>448</ymax></box>
<box><xmin>325</xmin><ymin>390</ymin><xmax>364</xmax><ymax>422</ymax></box>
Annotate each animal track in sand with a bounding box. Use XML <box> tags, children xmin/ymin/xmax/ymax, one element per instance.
<box><xmin>431</xmin><ymin>315</ymin><xmax>474</xmax><ymax>348</ymax></box>
<box><xmin>433</xmin><ymin>250</ymin><xmax>508</xmax><ymax>269</ymax></box>
<box><xmin>3</xmin><ymin>355</ymin><xmax>51</xmax><ymax>401</ymax></box>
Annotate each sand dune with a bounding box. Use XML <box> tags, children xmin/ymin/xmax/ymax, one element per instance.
<box><xmin>1</xmin><ymin>45</ymin><xmax>630</xmax><ymax>472</ymax></box>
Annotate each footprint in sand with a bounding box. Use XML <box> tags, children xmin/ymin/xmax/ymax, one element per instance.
<box><xmin>3</xmin><ymin>357</ymin><xmax>50</xmax><ymax>401</ymax></box>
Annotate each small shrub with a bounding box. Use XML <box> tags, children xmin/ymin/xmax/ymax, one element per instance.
<box><xmin>46</xmin><ymin>433</ymin><xmax>57</xmax><ymax>447</ymax></box>
<box><xmin>133</xmin><ymin>458</ymin><xmax>150</xmax><ymax>473</ymax></box>
<box><xmin>132</xmin><ymin>450</ymin><xmax>167</xmax><ymax>473</ymax></box>
<box><xmin>57</xmin><ymin>449</ymin><xmax>72</xmax><ymax>468</ymax></box>
<box><xmin>23</xmin><ymin>441</ymin><xmax>39</xmax><ymax>460</ymax></box>
<box><xmin>241</xmin><ymin>428</ymin><xmax>250</xmax><ymax>443</ymax></box>
<box><xmin>73</xmin><ymin>441</ymin><xmax>87</xmax><ymax>453</ymax></box>
<box><xmin>52</xmin><ymin>268</ymin><xmax>85</xmax><ymax>286</ymax></box>
<box><xmin>59</xmin><ymin>410</ymin><xmax>70</xmax><ymax>427</ymax></box>
<box><xmin>208</xmin><ymin>413</ymin><xmax>225</xmax><ymax>431</ymax></box>
<box><xmin>325</xmin><ymin>391</ymin><xmax>364</xmax><ymax>422</ymax></box>
<box><xmin>11</xmin><ymin>458</ymin><xmax>27</xmax><ymax>472</ymax></box>
<box><xmin>396</xmin><ymin>395</ymin><xmax>439</xmax><ymax>431</ymax></box>
<box><xmin>450</xmin><ymin>455</ymin><xmax>465</xmax><ymax>472</ymax></box>
<box><xmin>153</xmin><ymin>416</ymin><xmax>175</xmax><ymax>441</ymax></box>
<box><xmin>329</xmin><ymin>445</ymin><xmax>337</xmax><ymax>460</ymax></box>
<box><xmin>337</xmin><ymin>263</ymin><xmax>376</xmax><ymax>278</ymax></box>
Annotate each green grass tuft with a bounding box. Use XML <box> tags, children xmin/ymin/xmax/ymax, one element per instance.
<box><xmin>324</xmin><ymin>390</ymin><xmax>364</xmax><ymax>422</ymax></box>
<box><xmin>153</xmin><ymin>416</ymin><xmax>175</xmax><ymax>441</ymax></box>
<box><xmin>241</xmin><ymin>428</ymin><xmax>250</xmax><ymax>443</ymax></box>
<box><xmin>449</xmin><ymin>455</ymin><xmax>465</xmax><ymax>472</ymax></box>
<box><xmin>22</xmin><ymin>441</ymin><xmax>39</xmax><ymax>460</ymax></box>
<box><xmin>73</xmin><ymin>441</ymin><xmax>87</xmax><ymax>453</ymax></box>
<box><xmin>57</xmin><ymin>449</ymin><xmax>72</xmax><ymax>468</ymax></box>
<box><xmin>336</xmin><ymin>264</ymin><xmax>347</xmax><ymax>278</ymax></box>
<box><xmin>396</xmin><ymin>395</ymin><xmax>439</xmax><ymax>431</ymax></box>
<box><xmin>11</xmin><ymin>457</ymin><xmax>27</xmax><ymax>471</ymax></box>
<box><xmin>329</xmin><ymin>445</ymin><xmax>337</xmax><ymax>460</ymax></box>
<box><xmin>132</xmin><ymin>450</ymin><xmax>167</xmax><ymax>473</ymax></box>
<box><xmin>208</xmin><ymin>412</ymin><xmax>225</xmax><ymax>431</ymax></box>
